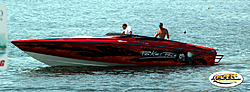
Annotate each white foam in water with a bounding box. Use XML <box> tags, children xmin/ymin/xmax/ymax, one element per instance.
<box><xmin>0</xmin><ymin>4</ymin><xmax>7</xmax><ymax>70</ymax></box>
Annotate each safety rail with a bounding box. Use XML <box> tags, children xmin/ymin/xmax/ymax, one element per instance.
<box><xmin>215</xmin><ymin>55</ymin><xmax>224</xmax><ymax>63</ymax></box>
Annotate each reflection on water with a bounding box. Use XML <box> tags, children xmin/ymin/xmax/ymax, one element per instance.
<box><xmin>16</xmin><ymin>65</ymin><xmax>244</xmax><ymax>91</ymax></box>
<box><xmin>26</xmin><ymin>65</ymin><xmax>211</xmax><ymax>76</ymax></box>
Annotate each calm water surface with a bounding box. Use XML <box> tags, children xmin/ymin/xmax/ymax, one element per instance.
<box><xmin>1</xmin><ymin>0</ymin><xmax>250</xmax><ymax>91</ymax></box>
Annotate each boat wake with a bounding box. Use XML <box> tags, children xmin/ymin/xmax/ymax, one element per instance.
<box><xmin>20</xmin><ymin>65</ymin><xmax>211</xmax><ymax>76</ymax></box>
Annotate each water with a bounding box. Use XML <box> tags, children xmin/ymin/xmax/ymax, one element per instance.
<box><xmin>1</xmin><ymin>0</ymin><xmax>250</xmax><ymax>91</ymax></box>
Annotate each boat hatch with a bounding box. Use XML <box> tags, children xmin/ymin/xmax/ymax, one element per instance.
<box><xmin>215</xmin><ymin>55</ymin><xmax>224</xmax><ymax>63</ymax></box>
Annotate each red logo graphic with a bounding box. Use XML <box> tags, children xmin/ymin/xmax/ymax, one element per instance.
<box><xmin>0</xmin><ymin>60</ymin><xmax>5</xmax><ymax>66</ymax></box>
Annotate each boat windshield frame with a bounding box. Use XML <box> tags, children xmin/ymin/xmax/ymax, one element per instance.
<box><xmin>105</xmin><ymin>33</ymin><xmax>168</xmax><ymax>41</ymax></box>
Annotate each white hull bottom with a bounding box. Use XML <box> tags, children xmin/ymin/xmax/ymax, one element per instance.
<box><xmin>25</xmin><ymin>51</ymin><xmax>135</xmax><ymax>66</ymax></box>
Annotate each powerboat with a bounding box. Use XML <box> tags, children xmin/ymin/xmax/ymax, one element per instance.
<box><xmin>11</xmin><ymin>33</ymin><xmax>223</xmax><ymax>66</ymax></box>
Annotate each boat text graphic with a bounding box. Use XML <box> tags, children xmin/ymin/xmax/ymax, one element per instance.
<box><xmin>140</xmin><ymin>51</ymin><xmax>177</xmax><ymax>58</ymax></box>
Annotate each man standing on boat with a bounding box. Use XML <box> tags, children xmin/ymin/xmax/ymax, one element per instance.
<box><xmin>154</xmin><ymin>23</ymin><xmax>169</xmax><ymax>40</ymax></box>
<box><xmin>121</xmin><ymin>23</ymin><xmax>133</xmax><ymax>35</ymax></box>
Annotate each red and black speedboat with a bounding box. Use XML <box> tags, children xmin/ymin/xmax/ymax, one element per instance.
<box><xmin>11</xmin><ymin>33</ymin><xmax>223</xmax><ymax>66</ymax></box>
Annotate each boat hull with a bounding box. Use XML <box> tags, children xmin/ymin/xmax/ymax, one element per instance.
<box><xmin>25</xmin><ymin>51</ymin><xmax>134</xmax><ymax>66</ymax></box>
<box><xmin>12</xmin><ymin>35</ymin><xmax>220</xmax><ymax>66</ymax></box>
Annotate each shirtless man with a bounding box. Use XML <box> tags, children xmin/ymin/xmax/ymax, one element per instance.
<box><xmin>154</xmin><ymin>23</ymin><xmax>169</xmax><ymax>40</ymax></box>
